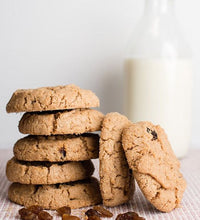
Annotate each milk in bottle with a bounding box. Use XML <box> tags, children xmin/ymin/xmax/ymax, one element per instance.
<box><xmin>124</xmin><ymin>0</ymin><xmax>193</xmax><ymax>158</ymax></box>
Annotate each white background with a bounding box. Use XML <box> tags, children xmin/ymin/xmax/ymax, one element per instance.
<box><xmin>0</xmin><ymin>0</ymin><xmax>199</xmax><ymax>149</ymax></box>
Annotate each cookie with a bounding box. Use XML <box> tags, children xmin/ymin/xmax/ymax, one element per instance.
<box><xmin>14</xmin><ymin>134</ymin><xmax>99</xmax><ymax>162</ymax></box>
<box><xmin>8</xmin><ymin>177</ymin><xmax>102</xmax><ymax>209</ymax></box>
<box><xmin>6</xmin><ymin>84</ymin><xmax>99</xmax><ymax>113</ymax></box>
<box><xmin>18</xmin><ymin>109</ymin><xmax>104</xmax><ymax>135</ymax></box>
<box><xmin>122</xmin><ymin>121</ymin><xmax>186</xmax><ymax>212</ymax></box>
<box><xmin>6</xmin><ymin>157</ymin><xmax>94</xmax><ymax>185</ymax></box>
<box><xmin>99</xmin><ymin>112</ymin><xmax>134</xmax><ymax>206</ymax></box>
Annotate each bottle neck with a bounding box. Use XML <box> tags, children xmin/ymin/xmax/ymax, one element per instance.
<box><xmin>144</xmin><ymin>0</ymin><xmax>175</xmax><ymax>16</ymax></box>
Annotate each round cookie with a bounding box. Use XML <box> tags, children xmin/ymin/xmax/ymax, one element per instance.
<box><xmin>122</xmin><ymin>121</ymin><xmax>186</xmax><ymax>212</ymax></box>
<box><xmin>8</xmin><ymin>177</ymin><xmax>102</xmax><ymax>209</ymax></box>
<box><xmin>99</xmin><ymin>112</ymin><xmax>134</xmax><ymax>206</ymax></box>
<box><xmin>6</xmin><ymin>84</ymin><xmax>99</xmax><ymax>113</ymax></box>
<box><xmin>14</xmin><ymin>134</ymin><xmax>99</xmax><ymax>162</ymax></box>
<box><xmin>6</xmin><ymin>157</ymin><xmax>94</xmax><ymax>185</ymax></box>
<box><xmin>18</xmin><ymin>109</ymin><xmax>104</xmax><ymax>135</ymax></box>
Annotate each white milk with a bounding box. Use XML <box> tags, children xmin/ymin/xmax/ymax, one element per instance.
<box><xmin>124</xmin><ymin>58</ymin><xmax>193</xmax><ymax>158</ymax></box>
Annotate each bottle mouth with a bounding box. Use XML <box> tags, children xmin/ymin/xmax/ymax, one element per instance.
<box><xmin>144</xmin><ymin>0</ymin><xmax>175</xmax><ymax>15</ymax></box>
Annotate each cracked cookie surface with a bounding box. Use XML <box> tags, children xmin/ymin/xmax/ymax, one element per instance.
<box><xmin>122</xmin><ymin>121</ymin><xmax>186</xmax><ymax>212</ymax></box>
<box><xmin>6</xmin><ymin>157</ymin><xmax>94</xmax><ymax>184</ymax></box>
<box><xmin>18</xmin><ymin>109</ymin><xmax>104</xmax><ymax>135</ymax></box>
<box><xmin>8</xmin><ymin>177</ymin><xmax>102</xmax><ymax>209</ymax></box>
<box><xmin>6</xmin><ymin>84</ymin><xmax>99</xmax><ymax>113</ymax></box>
<box><xmin>99</xmin><ymin>112</ymin><xmax>134</xmax><ymax>206</ymax></box>
<box><xmin>14</xmin><ymin>134</ymin><xmax>99</xmax><ymax>162</ymax></box>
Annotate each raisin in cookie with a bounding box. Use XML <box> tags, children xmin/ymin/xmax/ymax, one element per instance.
<box><xmin>18</xmin><ymin>109</ymin><xmax>104</xmax><ymax>135</ymax></box>
<box><xmin>6</xmin><ymin>157</ymin><xmax>94</xmax><ymax>184</ymax></box>
<box><xmin>8</xmin><ymin>177</ymin><xmax>102</xmax><ymax>209</ymax></box>
<box><xmin>122</xmin><ymin>121</ymin><xmax>186</xmax><ymax>212</ymax></box>
<box><xmin>14</xmin><ymin>134</ymin><xmax>99</xmax><ymax>162</ymax></box>
<box><xmin>99</xmin><ymin>112</ymin><xmax>134</xmax><ymax>206</ymax></box>
<box><xmin>6</xmin><ymin>84</ymin><xmax>99</xmax><ymax>113</ymax></box>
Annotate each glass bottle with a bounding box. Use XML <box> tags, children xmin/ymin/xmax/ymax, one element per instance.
<box><xmin>124</xmin><ymin>0</ymin><xmax>193</xmax><ymax>158</ymax></box>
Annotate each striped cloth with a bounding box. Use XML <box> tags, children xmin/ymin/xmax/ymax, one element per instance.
<box><xmin>0</xmin><ymin>149</ymin><xmax>200</xmax><ymax>220</ymax></box>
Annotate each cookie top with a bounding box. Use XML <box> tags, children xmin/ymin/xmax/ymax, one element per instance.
<box><xmin>14</xmin><ymin>134</ymin><xmax>99</xmax><ymax>162</ymax></box>
<box><xmin>8</xmin><ymin>177</ymin><xmax>102</xmax><ymax>210</ymax></box>
<box><xmin>122</xmin><ymin>121</ymin><xmax>186</xmax><ymax>212</ymax></box>
<box><xmin>99</xmin><ymin>112</ymin><xmax>134</xmax><ymax>206</ymax></box>
<box><xmin>6</xmin><ymin>157</ymin><xmax>94</xmax><ymax>185</ymax></box>
<box><xmin>6</xmin><ymin>84</ymin><xmax>100</xmax><ymax>113</ymax></box>
<box><xmin>18</xmin><ymin>109</ymin><xmax>104</xmax><ymax>135</ymax></box>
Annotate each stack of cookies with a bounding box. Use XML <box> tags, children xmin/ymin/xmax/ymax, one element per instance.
<box><xmin>6</xmin><ymin>84</ymin><xmax>187</xmax><ymax>214</ymax></box>
<box><xmin>6</xmin><ymin>84</ymin><xmax>104</xmax><ymax>209</ymax></box>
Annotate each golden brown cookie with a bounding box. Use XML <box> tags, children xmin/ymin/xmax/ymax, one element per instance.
<box><xmin>6</xmin><ymin>157</ymin><xmax>94</xmax><ymax>184</ymax></box>
<box><xmin>6</xmin><ymin>84</ymin><xmax>99</xmax><ymax>113</ymax></box>
<box><xmin>18</xmin><ymin>109</ymin><xmax>104</xmax><ymax>135</ymax></box>
<box><xmin>8</xmin><ymin>177</ymin><xmax>102</xmax><ymax>209</ymax></box>
<box><xmin>122</xmin><ymin>121</ymin><xmax>186</xmax><ymax>212</ymax></box>
<box><xmin>99</xmin><ymin>112</ymin><xmax>134</xmax><ymax>206</ymax></box>
<box><xmin>14</xmin><ymin>134</ymin><xmax>99</xmax><ymax>162</ymax></box>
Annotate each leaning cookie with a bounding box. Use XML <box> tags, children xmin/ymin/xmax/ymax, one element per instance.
<box><xmin>14</xmin><ymin>134</ymin><xmax>99</xmax><ymax>162</ymax></box>
<box><xmin>8</xmin><ymin>177</ymin><xmax>102</xmax><ymax>209</ymax></box>
<box><xmin>122</xmin><ymin>121</ymin><xmax>186</xmax><ymax>212</ymax></box>
<box><xmin>6</xmin><ymin>84</ymin><xmax>99</xmax><ymax>113</ymax></box>
<box><xmin>99</xmin><ymin>112</ymin><xmax>134</xmax><ymax>206</ymax></box>
<box><xmin>18</xmin><ymin>109</ymin><xmax>104</xmax><ymax>135</ymax></box>
<box><xmin>6</xmin><ymin>157</ymin><xmax>94</xmax><ymax>185</ymax></box>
